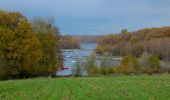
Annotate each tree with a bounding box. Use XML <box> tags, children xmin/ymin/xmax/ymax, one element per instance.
<box><xmin>146</xmin><ymin>38</ymin><xmax>170</xmax><ymax>61</ymax></box>
<box><xmin>121</xmin><ymin>29</ymin><xmax>128</xmax><ymax>34</ymax></box>
<box><xmin>31</xmin><ymin>17</ymin><xmax>63</xmax><ymax>76</ymax></box>
<box><xmin>0</xmin><ymin>10</ymin><xmax>42</xmax><ymax>79</ymax></box>
<box><xmin>0</xmin><ymin>10</ymin><xmax>63</xmax><ymax>80</ymax></box>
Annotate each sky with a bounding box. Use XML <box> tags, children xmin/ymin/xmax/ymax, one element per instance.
<box><xmin>0</xmin><ymin>0</ymin><xmax>170</xmax><ymax>35</ymax></box>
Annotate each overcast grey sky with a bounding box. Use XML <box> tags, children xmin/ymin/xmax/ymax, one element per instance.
<box><xmin>0</xmin><ymin>0</ymin><xmax>170</xmax><ymax>35</ymax></box>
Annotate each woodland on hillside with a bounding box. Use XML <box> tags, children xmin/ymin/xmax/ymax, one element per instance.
<box><xmin>59</xmin><ymin>35</ymin><xmax>80</xmax><ymax>49</ymax></box>
<box><xmin>95</xmin><ymin>28</ymin><xmax>170</xmax><ymax>61</ymax></box>
<box><xmin>59</xmin><ymin>35</ymin><xmax>100</xmax><ymax>49</ymax></box>
<box><xmin>73</xmin><ymin>35</ymin><xmax>101</xmax><ymax>43</ymax></box>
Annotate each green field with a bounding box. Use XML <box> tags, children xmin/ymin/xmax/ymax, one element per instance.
<box><xmin>0</xmin><ymin>75</ymin><xmax>170</xmax><ymax>100</ymax></box>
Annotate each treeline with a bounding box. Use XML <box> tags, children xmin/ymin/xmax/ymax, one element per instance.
<box><xmin>59</xmin><ymin>35</ymin><xmax>100</xmax><ymax>49</ymax></box>
<box><xmin>0</xmin><ymin>10</ymin><xmax>63</xmax><ymax>80</ymax></box>
<box><xmin>73</xmin><ymin>35</ymin><xmax>101</xmax><ymax>43</ymax></box>
<box><xmin>95</xmin><ymin>27</ymin><xmax>170</xmax><ymax>61</ymax></box>
<box><xmin>59</xmin><ymin>35</ymin><xmax>80</xmax><ymax>49</ymax></box>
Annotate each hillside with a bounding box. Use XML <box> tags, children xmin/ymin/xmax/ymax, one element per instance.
<box><xmin>95</xmin><ymin>27</ymin><xmax>170</xmax><ymax>61</ymax></box>
<box><xmin>59</xmin><ymin>35</ymin><xmax>80</xmax><ymax>49</ymax></box>
<box><xmin>70</xmin><ymin>35</ymin><xmax>101</xmax><ymax>43</ymax></box>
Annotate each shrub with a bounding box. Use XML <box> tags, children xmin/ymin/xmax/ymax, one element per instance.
<box><xmin>99</xmin><ymin>67</ymin><xmax>108</xmax><ymax>75</ymax></box>
<box><xmin>115</xmin><ymin>55</ymin><xmax>139</xmax><ymax>74</ymax></box>
<box><xmin>85</xmin><ymin>53</ymin><xmax>97</xmax><ymax>75</ymax></box>
<box><xmin>138</xmin><ymin>52</ymin><xmax>150</xmax><ymax>68</ymax></box>
<box><xmin>72</xmin><ymin>58</ymin><xmax>85</xmax><ymax>77</ymax></box>
<box><xmin>159</xmin><ymin>61</ymin><xmax>170</xmax><ymax>74</ymax></box>
<box><xmin>138</xmin><ymin>53</ymin><xmax>160</xmax><ymax>74</ymax></box>
<box><xmin>108</xmin><ymin>67</ymin><xmax>115</xmax><ymax>74</ymax></box>
<box><xmin>0</xmin><ymin>67</ymin><xmax>10</xmax><ymax>80</ymax></box>
<box><xmin>144</xmin><ymin>55</ymin><xmax>160</xmax><ymax>74</ymax></box>
<box><xmin>99</xmin><ymin>53</ymin><xmax>114</xmax><ymax>75</ymax></box>
<box><xmin>148</xmin><ymin>55</ymin><xmax>160</xmax><ymax>68</ymax></box>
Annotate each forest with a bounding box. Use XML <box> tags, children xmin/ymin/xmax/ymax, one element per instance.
<box><xmin>95</xmin><ymin>28</ymin><xmax>170</xmax><ymax>61</ymax></box>
<box><xmin>59</xmin><ymin>35</ymin><xmax>80</xmax><ymax>49</ymax></box>
<box><xmin>73</xmin><ymin>35</ymin><xmax>100</xmax><ymax>43</ymax></box>
<box><xmin>59</xmin><ymin>35</ymin><xmax>100</xmax><ymax>49</ymax></box>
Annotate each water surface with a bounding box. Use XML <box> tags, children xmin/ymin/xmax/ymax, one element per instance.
<box><xmin>56</xmin><ymin>43</ymin><xmax>97</xmax><ymax>76</ymax></box>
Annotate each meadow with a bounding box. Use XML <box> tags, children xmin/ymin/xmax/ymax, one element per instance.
<box><xmin>0</xmin><ymin>75</ymin><xmax>170</xmax><ymax>100</ymax></box>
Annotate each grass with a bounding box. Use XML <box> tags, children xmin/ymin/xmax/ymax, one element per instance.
<box><xmin>0</xmin><ymin>75</ymin><xmax>170</xmax><ymax>100</ymax></box>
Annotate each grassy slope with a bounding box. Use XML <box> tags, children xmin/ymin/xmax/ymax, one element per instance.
<box><xmin>0</xmin><ymin>75</ymin><xmax>170</xmax><ymax>100</ymax></box>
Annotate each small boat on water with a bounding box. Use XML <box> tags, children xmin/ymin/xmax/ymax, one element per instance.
<box><xmin>63</xmin><ymin>66</ymin><xmax>69</xmax><ymax>70</ymax></box>
<box><xmin>72</xmin><ymin>61</ymin><xmax>76</xmax><ymax>62</ymax></box>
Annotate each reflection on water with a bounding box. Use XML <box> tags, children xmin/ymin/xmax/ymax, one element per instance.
<box><xmin>56</xmin><ymin>43</ymin><xmax>97</xmax><ymax>76</ymax></box>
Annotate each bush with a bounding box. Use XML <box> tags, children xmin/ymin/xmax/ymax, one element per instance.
<box><xmin>84</xmin><ymin>53</ymin><xmax>115</xmax><ymax>75</ymax></box>
<box><xmin>99</xmin><ymin>53</ymin><xmax>114</xmax><ymax>75</ymax></box>
<box><xmin>99</xmin><ymin>67</ymin><xmax>108</xmax><ymax>75</ymax></box>
<box><xmin>0</xmin><ymin>67</ymin><xmax>10</xmax><ymax>80</ymax></box>
<box><xmin>115</xmin><ymin>55</ymin><xmax>139</xmax><ymax>74</ymax></box>
<box><xmin>72</xmin><ymin>58</ymin><xmax>85</xmax><ymax>77</ymax></box>
<box><xmin>148</xmin><ymin>55</ymin><xmax>160</xmax><ymax>68</ymax></box>
<box><xmin>138</xmin><ymin>53</ymin><xmax>160</xmax><ymax>74</ymax></box>
<box><xmin>144</xmin><ymin>55</ymin><xmax>160</xmax><ymax>74</ymax></box>
<box><xmin>138</xmin><ymin>53</ymin><xmax>150</xmax><ymax>68</ymax></box>
<box><xmin>85</xmin><ymin>53</ymin><xmax>98</xmax><ymax>75</ymax></box>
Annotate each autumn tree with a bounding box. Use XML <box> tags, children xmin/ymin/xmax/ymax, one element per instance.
<box><xmin>0</xmin><ymin>10</ymin><xmax>63</xmax><ymax>80</ymax></box>
<box><xmin>0</xmin><ymin>10</ymin><xmax>42</xmax><ymax>79</ymax></box>
<box><xmin>31</xmin><ymin>17</ymin><xmax>63</xmax><ymax>76</ymax></box>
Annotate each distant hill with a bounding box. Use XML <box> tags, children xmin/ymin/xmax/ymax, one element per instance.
<box><xmin>59</xmin><ymin>35</ymin><xmax>80</xmax><ymax>49</ymax></box>
<box><xmin>66</xmin><ymin>35</ymin><xmax>102</xmax><ymax>43</ymax></box>
<box><xmin>95</xmin><ymin>26</ymin><xmax>170</xmax><ymax>61</ymax></box>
